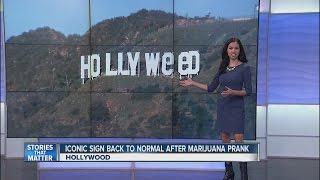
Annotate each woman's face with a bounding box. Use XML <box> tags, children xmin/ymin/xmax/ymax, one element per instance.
<box><xmin>227</xmin><ymin>41</ymin><xmax>240</xmax><ymax>60</ymax></box>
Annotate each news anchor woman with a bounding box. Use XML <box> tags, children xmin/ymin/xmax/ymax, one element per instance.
<box><xmin>180</xmin><ymin>37</ymin><xmax>252</xmax><ymax>180</ymax></box>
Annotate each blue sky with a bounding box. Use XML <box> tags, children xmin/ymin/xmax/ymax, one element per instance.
<box><xmin>4</xmin><ymin>0</ymin><xmax>258</xmax><ymax>39</ymax></box>
<box><xmin>4</xmin><ymin>0</ymin><xmax>89</xmax><ymax>39</ymax></box>
<box><xmin>175</xmin><ymin>0</ymin><xmax>258</xmax><ymax>18</ymax></box>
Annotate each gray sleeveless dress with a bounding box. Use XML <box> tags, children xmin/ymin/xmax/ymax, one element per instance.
<box><xmin>207</xmin><ymin>63</ymin><xmax>252</xmax><ymax>134</ymax></box>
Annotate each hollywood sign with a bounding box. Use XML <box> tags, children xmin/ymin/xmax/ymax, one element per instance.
<box><xmin>80</xmin><ymin>51</ymin><xmax>200</xmax><ymax>83</ymax></box>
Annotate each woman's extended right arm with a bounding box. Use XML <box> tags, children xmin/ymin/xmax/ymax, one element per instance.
<box><xmin>179</xmin><ymin>78</ymin><xmax>208</xmax><ymax>91</ymax></box>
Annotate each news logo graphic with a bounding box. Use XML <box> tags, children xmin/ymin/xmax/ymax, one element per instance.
<box><xmin>24</xmin><ymin>143</ymin><xmax>57</xmax><ymax>162</ymax></box>
<box><xmin>25</xmin><ymin>143</ymin><xmax>259</xmax><ymax>162</ymax></box>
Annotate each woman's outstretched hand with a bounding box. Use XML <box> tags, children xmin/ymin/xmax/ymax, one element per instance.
<box><xmin>179</xmin><ymin>78</ymin><xmax>193</xmax><ymax>87</ymax></box>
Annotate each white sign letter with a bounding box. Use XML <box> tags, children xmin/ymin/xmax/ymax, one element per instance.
<box><xmin>145</xmin><ymin>53</ymin><xmax>160</xmax><ymax>76</ymax></box>
<box><xmin>118</xmin><ymin>52</ymin><xmax>130</xmax><ymax>75</ymax></box>
<box><xmin>188</xmin><ymin>51</ymin><xmax>200</xmax><ymax>75</ymax></box>
<box><xmin>81</xmin><ymin>55</ymin><xmax>91</xmax><ymax>79</ymax></box>
<box><xmin>178</xmin><ymin>52</ymin><xmax>191</xmax><ymax>76</ymax></box>
<box><xmin>161</xmin><ymin>52</ymin><xmax>174</xmax><ymax>76</ymax></box>
<box><xmin>105</xmin><ymin>53</ymin><xmax>117</xmax><ymax>76</ymax></box>
<box><xmin>127</xmin><ymin>52</ymin><xmax>140</xmax><ymax>76</ymax></box>
<box><xmin>90</xmin><ymin>54</ymin><xmax>100</xmax><ymax>78</ymax></box>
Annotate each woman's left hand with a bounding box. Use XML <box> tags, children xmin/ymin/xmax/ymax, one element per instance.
<box><xmin>221</xmin><ymin>86</ymin><xmax>234</xmax><ymax>97</ymax></box>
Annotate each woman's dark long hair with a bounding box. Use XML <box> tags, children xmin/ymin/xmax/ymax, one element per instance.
<box><xmin>218</xmin><ymin>37</ymin><xmax>247</xmax><ymax>75</ymax></box>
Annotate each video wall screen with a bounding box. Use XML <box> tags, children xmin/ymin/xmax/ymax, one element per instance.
<box><xmin>4</xmin><ymin>0</ymin><xmax>258</xmax><ymax>138</ymax></box>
